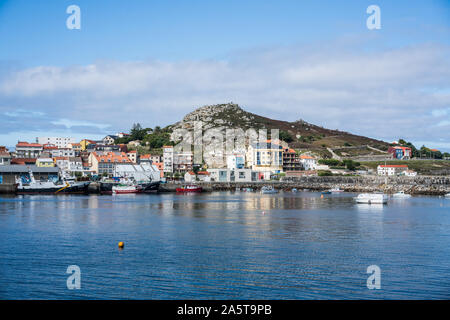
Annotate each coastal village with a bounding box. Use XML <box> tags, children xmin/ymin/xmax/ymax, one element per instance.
<box><xmin>0</xmin><ymin>104</ymin><xmax>449</xmax><ymax>194</ymax></box>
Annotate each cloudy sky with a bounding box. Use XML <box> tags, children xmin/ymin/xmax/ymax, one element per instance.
<box><xmin>0</xmin><ymin>0</ymin><xmax>449</xmax><ymax>150</ymax></box>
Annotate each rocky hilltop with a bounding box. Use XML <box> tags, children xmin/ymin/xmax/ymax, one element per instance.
<box><xmin>166</xmin><ymin>103</ymin><xmax>389</xmax><ymax>158</ymax></box>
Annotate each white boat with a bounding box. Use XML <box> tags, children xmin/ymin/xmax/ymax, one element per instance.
<box><xmin>355</xmin><ymin>193</ymin><xmax>388</xmax><ymax>204</ymax></box>
<box><xmin>392</xmin><ymin>191</ymin><xmax>411</xmax><ymax>198</ymax></box>
<box><xmin>260</xmin><ymin>186</ymin><xmax>278</xmax><ymax>194</ymax></box>
<box><xmin>112</xmin><ymin>184</ymin><xmax>142</xmax><ymax>194</ymax></box>
<box><xmin>445</xmin><ymin>193</ymin><xmax>450</xmax><ymax>198</ymax></box>
<box><xmin>329</xmin><ymin>187</ymin><xmax>344</xmax><ymax>193</ymax></box>
<box><xmin>292</xmin><ymin>188</ymin><xmax>298</xmax><ymax>193</ymax></box>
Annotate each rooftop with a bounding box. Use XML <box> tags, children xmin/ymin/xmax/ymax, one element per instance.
<box><xmin>16</xmin><ymin>141</ymin><xmax>42</xmax><ymax>148</ymax></box>
<box><xmin>0</xmin><ymin>165</ymin><xmax>59</xmax><ymax>173</ymax></box>
<box><xmin>379</xmin><ymin>165</ymin><xmax>408</xmax><ymax>168</ymax></box>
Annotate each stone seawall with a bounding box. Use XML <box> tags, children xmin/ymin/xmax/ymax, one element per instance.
<box><xmin>0</xmin><ymin>184</ymin><xmax>18</xmax><ymax>194</ymax></box>
<box><xmin>160</xmin><ymin>175</ymin><xmax>450</xmax><ymax>195</ymax></box>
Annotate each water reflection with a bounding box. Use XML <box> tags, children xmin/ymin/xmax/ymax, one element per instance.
<box><xmin>1</xmin><ymin>192</ymin><xmax>449</xmax><ymax>299</ymax></box>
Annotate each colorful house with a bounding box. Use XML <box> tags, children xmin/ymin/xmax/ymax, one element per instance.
<box><xmin>388</xmin><ymin>146</ymin><xmax>412</xmax><ymax>160</ymax></box>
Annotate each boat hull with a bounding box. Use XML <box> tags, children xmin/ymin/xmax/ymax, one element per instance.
<box><xmin>176</xmin><ymin>187</ymin><xmax>202</xmax><ymax>193</ymax></box>
<box><xmin>140</xmin><ymin>181</ymin><xmax>160</xmax><ymax>193</ymax></box>
<box><xmin>17</xmin><ymin>182</ymin><xmax>90</xmax><ymax>194</ymax></box>
<box><xmin>112</xmin><ymin>186</ymin><xmax>142</xmax><ymax>194</ymax></box>
<box><xmin>355</xmin><ymin>194</ymin><xmax>388</xmax><ymax>204</ymax></box>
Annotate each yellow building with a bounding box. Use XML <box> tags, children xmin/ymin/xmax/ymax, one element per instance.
<box><xmin>67</xmin><ymin>142</ymin><xmax>82</xmax><ymax>153</ymax></box>
<box><xmin>80</xmin><ymin>139</ymin><xmax>96</xmax><ymax>151</ymax></box>
<box><xmin>36</xmin><ymin>158</ymin><xmax>55</xmax><ymax>167</ymax></box>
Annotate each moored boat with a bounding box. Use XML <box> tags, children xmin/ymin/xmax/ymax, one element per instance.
<box><xmin>392</xmin><ymin>191</ymin><xmax>411</xmax><ymax>198</ymax></box>
<box><xmin>176</xmin><ymin>185</ymin><xmax>202</xmax><ymax>193</ymax></box>
<box><xmin>138</xmin><ymin>181</ymin><xmax>160</xmax><ymax>193</ymax></box>
<box><xmin>112</xmin><ymin>184</ymin><xmax>142</xmax><ymax>194</ymax></box>
<box><xmin>355</xmin><ymin>193</ymin><xmax>388</xmax><ymax>204</ymax></box>
<box><xmin>16</xmin><ymin>169</ymin><xmax>90</xmax><ymax>194</ymax></box>
<box><xmin>445</xmin><ymin>193</ymin><xmax>450</xmax><ymax>198</ymax></box>
<box><xmin>329</xmin><ymin>187</ymin><xmax>343</xmax><ymax>193</ymax></box>
<box><xmin>260</xmin><ymin>186</ymin><xmax>278</xmax><ymax>194</ymax></box>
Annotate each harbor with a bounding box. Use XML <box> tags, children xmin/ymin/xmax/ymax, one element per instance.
<box><xmin>1</xmin><ymin>191</ymin><xmax>449</xmax><ymax>299</ymax></box>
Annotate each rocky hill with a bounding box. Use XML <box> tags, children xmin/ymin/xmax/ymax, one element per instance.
<box><xmin>166</xmin><ymin>103</ymin><xmax>390</xmax><ymax>158</ymax></box>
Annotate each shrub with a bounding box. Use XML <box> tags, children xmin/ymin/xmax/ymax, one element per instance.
<box><xmin>317</xmin><ymin>170</ymin><xmax>333</xmax><ymax>176</ymax></box>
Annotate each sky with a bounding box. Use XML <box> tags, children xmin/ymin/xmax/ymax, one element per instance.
<box><xmin>0</xmin><ymin>0</ymin><xmax>449</xmax><ymax>150</ymax></box>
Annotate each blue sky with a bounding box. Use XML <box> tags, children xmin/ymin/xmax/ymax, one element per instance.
<box><xmin>0</xmin><ymin>0</ymin><xmax>449</xmax><ymax>150</ymax></box>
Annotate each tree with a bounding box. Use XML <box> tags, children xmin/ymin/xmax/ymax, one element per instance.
<box><xmin>130</xmin><ymin>123</ymin><xmax>147</xmax><ymax>141</ymax></box>
<box><xmin>342</xmin><ymin>159</ymin><xmax>360</xmax><ymax>171</ymax></box>
<box><xmin>279</xmin><ymin>130</ymin><xmax>294</xmax><ymax>143</ymax></box>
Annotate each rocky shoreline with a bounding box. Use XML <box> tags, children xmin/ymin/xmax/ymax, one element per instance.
<box><xmin>1</xmin><ymin>175</ymin><xmax>449</xmax><ymax>195</ymax></box>
<box><xmin>161</xmin><ymin>175</ymin><xmax>450</xmax><ymax>196</ymax></box>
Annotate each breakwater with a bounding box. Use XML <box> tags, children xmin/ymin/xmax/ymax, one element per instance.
<box><xmin>1</xmin><ymin>175</ymin><xmax>449</xmax><ymax>195</ymax></box>
<box><xmin>160</xmin><ymin>175</ymin><xmax>450</xmax><ymax>195</ymax></box>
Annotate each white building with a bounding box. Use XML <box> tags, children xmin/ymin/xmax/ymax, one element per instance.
<box><xmin>246</xmin><ymin>142</ymin><xmax>283</xmax><ymax>173</ymax></box>
<box><xmin>207</xmin><ymin>168</ymin><xmax>257</xmax><ymax>182</ymax></box>
<box><xmin>49</xmin><ymin>148</ymin><xmax>75</xmax><ymax>158</ymax></box>
<box><xmin>114</xmin><ymin>163</ymin><xmax>161</xmax><ymax>182</ymax></box>
<box><xmin>127</xmin><ymin>151</ymin><xmax>138</xmax><ymax>163</ymax></box>
<box><xmin>36</xmin><ymin>137</ymin><xmax>76</xmax><ymax>149</ymax></box>
<box><xmin>103</xmin><ymin>135</ymin><xmax>118</xmax><ymax>145</ymax></box>
<box><xmin>69</xmin><ymin>157</ymin><xmax>83</xmax><ymax>174</ymax></box>
<box><xmin>15</xmin><ymin>142</ymin><xmax>43</xmax><ymax>158</ymax></box>
<box><xmin>226</xmin><ymin>153</ymin><xmax>245</xmax><ymax>170</ymax></box>
<box><xmin>377</xmin><ymin>165</ymin><xmax>409</xmax><ymax>176</ymax></box>
<box><xmin>54</xmin><ymin>157</ymin><xmax>70</xmax><ymax>172</ymax></box>
<box><xmin>300</xmin><ymin>155</ymin><xmax>317</xmax><ymax>171</ymax></box>
<box><xmin>163</xmin><ymin>146</ymin><xmax>174</xmax><ymax>173</ymax></box>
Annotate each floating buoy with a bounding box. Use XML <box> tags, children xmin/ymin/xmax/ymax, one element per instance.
<box><xmin>118</xmin><ymin>241</ymin><xmax>124</xmax><ymax>248</ymax></box>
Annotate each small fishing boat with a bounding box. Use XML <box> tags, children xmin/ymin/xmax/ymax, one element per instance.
<box><xmin>392</xmin><ymin>191</ymin><xmax>411</xmax><ymax>198</ymax></box>
<box><xmin>176</xmin><ymin>185</ymin><xmax>202</xmax><ymax>193</ymax></box>
<box><xmin>321</xmin><ymin>190</ymin><xmax>331</xmax><ymax>194</ymax></box>
<box><xmin>292</xmin><ymin>188</ymin><xmax>298</xmax><ymax>193</ymax></box>
<box><xmin>260</xmin><ymin>186</ymin><xmax>278</xmax><ymax>194</ymax></box>
<box><xmin>355</xmin><ymin>193</ymin><xmax>388</xmax><ymax>204</ymax></box>
<box><xmin>445</xmin><ymin>193</ymin><xmax>450</xmax><ymax>198</ymax></box>
<box><xmin>329</xmin><ymin>187</ymin><xmax>344</xmax><ymax>193</ymax></box>
<box><xmin>112</xmin><ymin>184</ymin><xmax>142</xmax><ymax>194</ymax></box>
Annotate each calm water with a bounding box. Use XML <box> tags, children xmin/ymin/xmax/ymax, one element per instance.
<box><xmin>0</xmin><ymin>191</ymin><xmax>449</xmax><ymax>300</ymax></box>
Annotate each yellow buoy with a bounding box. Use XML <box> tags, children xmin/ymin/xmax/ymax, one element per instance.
<box><xmin>118</xmin><ymin>241</ymin><xmax>124</xmax><ymax>248</ymax></box>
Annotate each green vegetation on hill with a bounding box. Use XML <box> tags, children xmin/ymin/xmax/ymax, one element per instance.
<box><xmin>361</xmin><ymin>160</ymin><xmax>450</xmax><ymax>175</ymax></box>
<box><xmin>115</xmin><ymin>123</ymin><xmax>173</xmax><ymax>150</ymax></box>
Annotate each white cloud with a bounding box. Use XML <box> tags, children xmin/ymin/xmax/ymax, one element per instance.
<box><xmin>0</xmin><ymin>43</ymin><xmax>449</xmax><ymax>149</ymax></box>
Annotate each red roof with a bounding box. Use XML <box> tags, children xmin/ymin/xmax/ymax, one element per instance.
<box><xmin>197</xmin><ymin>171</ymin><xmax>210</xmax><ymax>175</ymax></box>
<box><xmin>93</xmin><ymin>152</ymin><xmax>131</xmax><ymax>163</ymax></box>
<box><xmin>43</xmin><ymin>144</ymin><xmax>58</xmax><ymax>150</ymax></box>
<box><xmin>16</xmin><ymin>141</ymin><xmax>42</xmax><ymax>148</ymax></box>
<box><xmin>11</xmin><ymin>158</ymin><xmax>37</xmax><ymax>165</ymax></box>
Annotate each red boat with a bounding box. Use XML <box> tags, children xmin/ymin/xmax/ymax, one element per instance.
<box><xmin>176</xmin><ymin>185</ymin><xmax>202</xmax><ymax>193</ymax></box>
